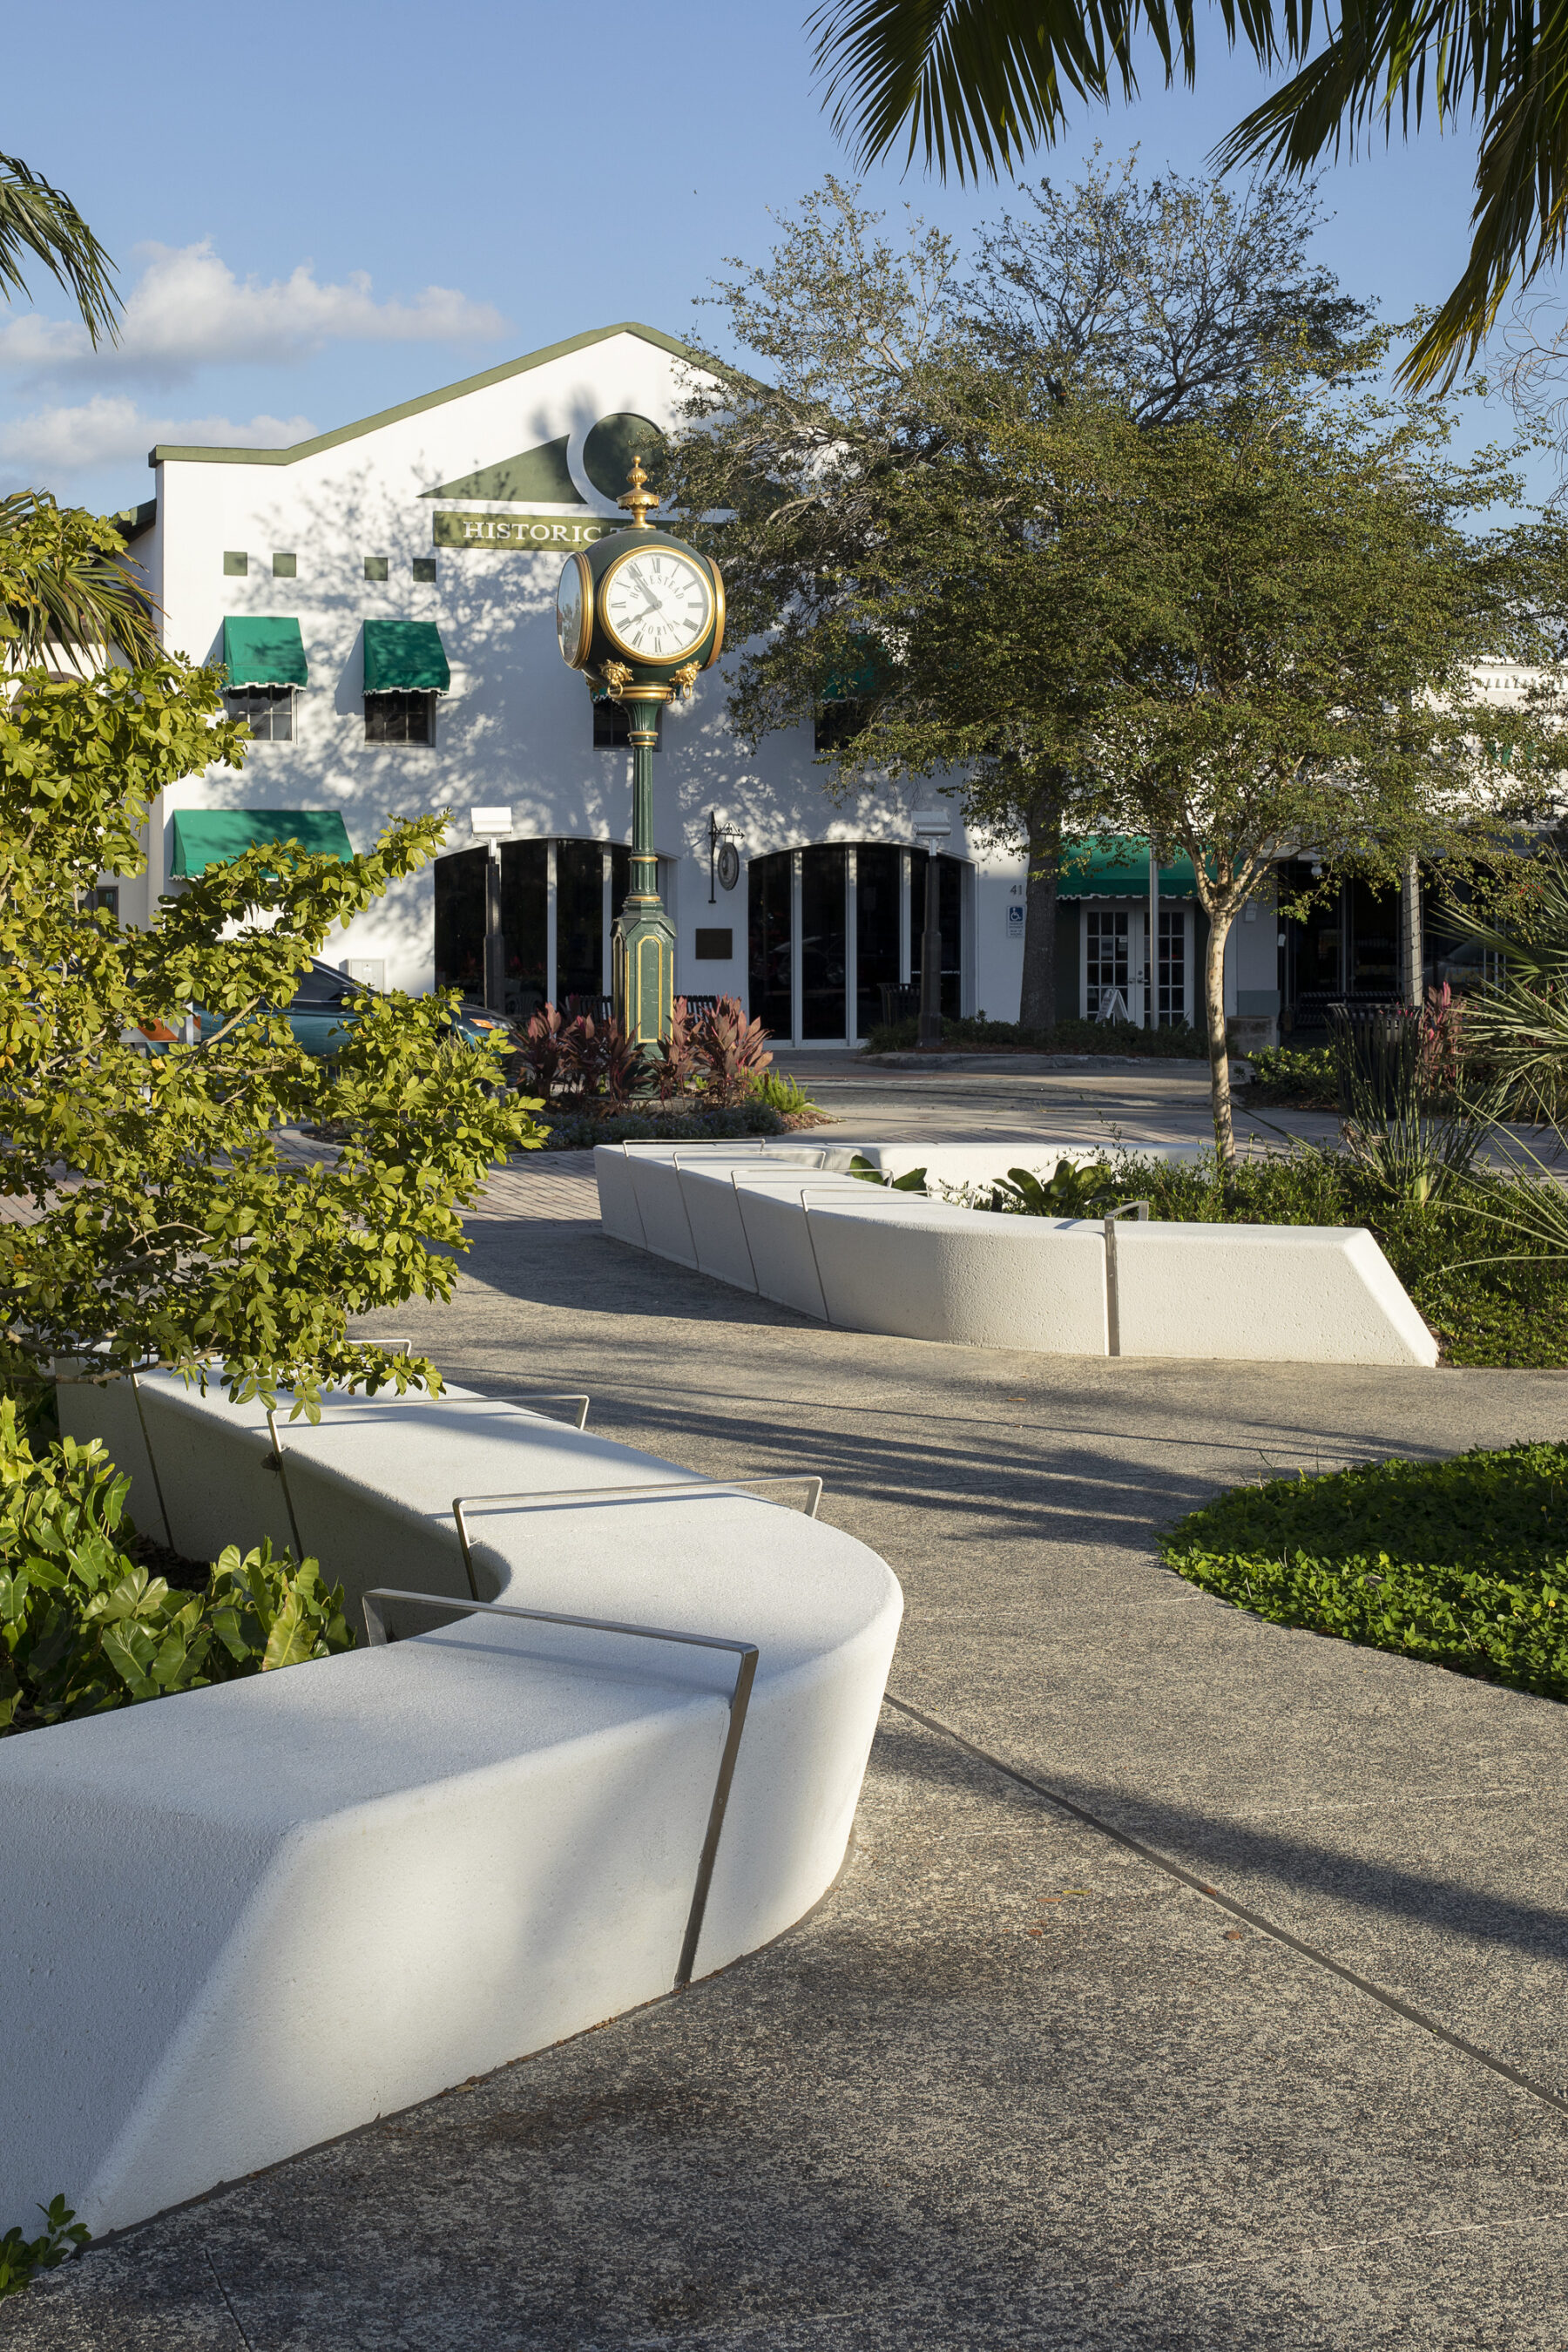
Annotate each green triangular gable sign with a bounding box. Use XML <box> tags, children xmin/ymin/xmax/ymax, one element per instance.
<box><xmin>422</xmin><ymin>434</ymin><xmax>581</xmax><ymax>504</ymax></box>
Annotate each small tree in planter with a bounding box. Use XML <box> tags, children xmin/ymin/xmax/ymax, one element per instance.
<box><xmin>0</xmin><ymin>542</ymin><xmax>544</xmax><ymax>1411</ymax></box>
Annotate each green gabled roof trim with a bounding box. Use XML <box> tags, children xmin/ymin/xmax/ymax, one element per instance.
<box><xmin>147</xmin><ymin>322</ymin><xmax>697</xmax><ymax>470</ymax></box>
<box><xmin>111</xmin><ymin>497</ymin><xmax>157</xmax><ymax>542</ymax></box>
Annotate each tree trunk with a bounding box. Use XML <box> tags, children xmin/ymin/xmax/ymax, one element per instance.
<box><xmin>1203</xmin><ymin>907</ymin><xmax>1235</xmax><ymax>1165</ymax></box>
<box><xmin>1019</xmin><ymin>805</ymin><xmax>1061</xmax><ymax>1031</ymax></box>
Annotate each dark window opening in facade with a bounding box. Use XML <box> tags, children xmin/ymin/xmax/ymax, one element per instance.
<box><xmin>91</xmin><ymin>885</ymin><xmax>119</xmax><ymax>922</ymax></box>
<box><xmin>365</xmin><ymin>691</ymin><xmax>434</xmax><ymax>746</ymax></box>
<box><xmin>814</xmin><ymin>700</ymin><xmax>867</xmax><ymax>754</ymax></box>
<box><xmin>224</xmin><ymin>685</ymin><xmax>294</xmax><ymax>741</ymax></box>
<box><xmin>272</xmin><ymin>551</ymin><xmax>296</xmax><ymax>578</ymax></box>
<box><xmin>412</xmin><ymin>558</ymin><xmax>437</xmax><ymax>584</ymax></box>
<box><xmin>593</xmin><ymin>696</ymin><xmax>663</xmax><ymax>750</ymax></box>
<box><xmin>363</xmin><ymin>556</ymin><xmax>389</xmax><ymax>582</ymax></box>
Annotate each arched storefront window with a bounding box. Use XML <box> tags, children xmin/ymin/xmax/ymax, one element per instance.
<box><xmin>434</xmin><ymin>839</ymin><xmax>632</xmax><ymax>1016</ymax></box>
<box><xmin>747</xmin><ymin>843</ymin><xmax>968</xmax><ymax>1044</ymax></box>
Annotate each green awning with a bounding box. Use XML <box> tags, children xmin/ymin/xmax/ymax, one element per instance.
<box><xmin>1058</xmin><ymin>836</ymin><xmax>1202</xmax><ymax>901</ymax></box>
<box><xmin>221</xmin><ymin>616</ymin><xmax>308</xmax><ymax>687</ymax></box>
<box><xmin>362</xmin><ymin>618</ymin><xmax>450</xmax><ymax>694</ymax></box>
<box><xmin>171</xmin><ymin>809</ymin><xmax>354</xmax><ymax>877</ymax></box>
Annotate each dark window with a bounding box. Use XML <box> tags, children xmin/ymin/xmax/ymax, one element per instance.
<box><xmin>224</xmin><ymin>685</ymin><xmax>294</xmax><ymax>740</ymax></box>
<box><xmin>91</xmin><ymin>885</ymin><xmax>119</xmax><ymax>922</ymax></box>
<box><xmin>222</xmin><ymin>551</ymin><xmax>247</xmax><ymax>577</ymax></box>
<box><xmin>364</xmin><ymin>691</ymin><xmax>434</xmax><ymax>745</ymax></box>
<box><xmin>695</xmin><ymin>928</ymin><xmax>733</xmax><ymax>960</ymax></box>
<box><xmin>363</xmin><ymin>556</ymin><xmax>389</xmax><ymax>582</ymax></box>
<box><xmin>748</xmin><ymin>850</ymin><xmax>793</xmax><ymax>1039</ymax></box>
<box><xmin>855</xmin><ymin>843</ymin><xmax>901</xmax><ymax>1039</ymax></box>
<box><xmin>814</xmin><ymin>700</ymin><xmax>866</xmax><ymax>754</ymax></box>
<box><xmin>593</xmin><ymin>695</ymin><xmax>662</xmax><ymax>750</ymax></box>
<box><xmin>272</xmin><ymin>551</ymin><xmax>296</xmax><ymax>578</ymax></box>
<box><xmin>412</xmin><ymin>558</ymin><xmax>437</xmax><ymax>584</ymax></box>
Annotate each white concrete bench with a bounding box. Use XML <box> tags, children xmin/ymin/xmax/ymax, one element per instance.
<box><xmin>593</xmin><ymin>1144</ymin><xmax>1438</xmax><ymax>1368</ymax></box>
<box><xmin>2</xmin><ymin>1372</ymin><xmax>902</xmax><ymax>2240</ymax></box>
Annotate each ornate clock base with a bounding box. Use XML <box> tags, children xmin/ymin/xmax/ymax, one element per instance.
<box><xmin>612</xmin><ymin>897</ymin><xmax>676</xmax><ymax>1048</ymax></box>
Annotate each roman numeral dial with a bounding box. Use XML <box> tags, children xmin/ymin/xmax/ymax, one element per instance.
<box><xmin>601</xmin><ymin>548</ymin><xmax>713</xmax><ymax>663</ymax></box>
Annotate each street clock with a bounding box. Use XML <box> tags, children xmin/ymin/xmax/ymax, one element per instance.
<box><xmin>555</xmin><ymin>457</ymin><xmax>725</xmax><ymax>697</ymax></box>
<box><xmin>554</xmin><ymin>459</ymin><xmax>726</xmax><ymax>1051</ymax></box>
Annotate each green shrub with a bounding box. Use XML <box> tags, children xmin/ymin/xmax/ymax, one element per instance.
<box><xmin>0</xmin><ymin>2197</ymin><xmax>90</xmax><ymax>2301</ymax></box>
<box><xmin>1159</xmin><ymin>1443</ymin><xmax>1568</xmax><ymax>1700</ymax></box>
<box><xmin>748</xmin><ymin>1071</ymin><xmax>825</xmax><ymax>1119</ymax></box>
<box><xmin>862</xmin><ymin>1012</ymin><xmax>1206</xmax><ymax>1057</ymax></box>
<box><xmin>0</xmin><ymin>1402</ymin><xmax>352</xmax><ymax>1735</ymax></box>
<box><xmin>541</xmin><ymin>1102</ymin><xmax>787</xmax><ymax>1150</ymax></box>
<box><xmin>1246</xmin><ymin>1044</ymin><xmax>1338</xmax><ymax>1105</ymax></box>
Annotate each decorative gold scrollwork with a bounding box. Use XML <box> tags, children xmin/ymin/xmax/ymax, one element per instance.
<box><xmin>670</xmin><ymin>660</ymin><xmax>700</xmax><ymax>700</ymax></box>
<box><xmin>599</xmin><ymin>659</ymin><xmax>634</xmax><ymax>702</ymax></box>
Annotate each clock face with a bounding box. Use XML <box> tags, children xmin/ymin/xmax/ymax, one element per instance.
<box><xmin>556</xmin><ymin>553</ymin><xmax>591</xmax><ymax>668</ymax></box>
<box><xmin>601</xmin><ymin>546</ymin><xmax>713</xmax><ymax>663</ymax></box>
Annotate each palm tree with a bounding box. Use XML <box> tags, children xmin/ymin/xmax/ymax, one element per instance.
<box><xmin>0</xmin><ymin>148</ymin><xmax>118</xmax><ymax>346</ymax></box>
<box><xmin>0</xmin><ymin>152</ymin><xmax>154</xmax><ymax>664</ymax></box>
<box><xmin>808</xmin><ymin>0</ymin><xmax>1564</xmax><ymax>389</ymax></box>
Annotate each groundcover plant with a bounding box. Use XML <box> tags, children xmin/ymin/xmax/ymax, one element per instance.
<box><xmin>1159</xmin><ymin>1443</ymin><xmax>1568</xmax><ymax>1701</ymax></box>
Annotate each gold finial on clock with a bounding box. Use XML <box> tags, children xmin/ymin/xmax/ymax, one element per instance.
<box><xmin>618</xmin><ymin>454</ymin><xmax>659</xmax><ymax>528</ymax></box>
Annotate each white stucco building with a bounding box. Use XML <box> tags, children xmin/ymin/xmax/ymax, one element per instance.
<box><xmin>118</xmin><ymin>320</ymin><xmax>1282</xmax><ymax>1043</ymax></box>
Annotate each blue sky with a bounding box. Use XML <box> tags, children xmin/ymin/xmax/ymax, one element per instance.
<box><xmin>0</xmin><ymin>0</ymin><xmax>1528</xmax><ymax>511</ymax></box>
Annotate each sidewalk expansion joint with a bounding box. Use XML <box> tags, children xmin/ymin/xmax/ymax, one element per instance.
<box><xmin>882</xmin><ymin>1691</ymin><xmax>1568</xmax><ymax>2126</ymax></box>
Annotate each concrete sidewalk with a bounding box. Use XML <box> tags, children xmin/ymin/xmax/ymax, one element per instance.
<box><xmin>8</xmin><ymin>1179</ymin><xmax>1568</xmax><ymax>2350</ymax></box>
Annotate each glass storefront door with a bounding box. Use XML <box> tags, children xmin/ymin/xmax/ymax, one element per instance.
<box><xmin>435</xmin><ymin>839</ymin><xmax>629</xmax><ymax>1017</ymax></box>
<box><xmin>557</xmin><ymin>839</ymin><xmax>604</xmax><ymax>1008</ymax></box>
<box><xmin>747</xmin><ymin>851</ymin><xmax>794</xmax><ymax>1037</ymax></box>
<box><xmin>855</xmin><ymin>843</ymin><xmax>901</xmax><ymax>1038</ymax></box>
<box><xmin>912</xmin><ymin>854</ymin><xmax>963</xmax><ymax>1018</ymax></box>
<box><xmin>800</xmin><ymin>844</ymin><xmax>848</xmax><ymax>1037</ymax></box>
<box><xmin>750</xmin><ymin>842</ymin><xmax>967</xmax><ymax>1044</ymax></box>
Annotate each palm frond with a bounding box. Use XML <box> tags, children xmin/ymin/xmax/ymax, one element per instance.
<box><xmin>809</xmin><ymin>0</ymin><xmax>1568</xmax><ymax>389</ymax></box>
<box><xmin>0</xmin><ymin>152</ymin><xmax>118</xmax><ymax>345</ymax></box>
<box><xmin>0</xmin><ymin>492</ymin><xmax>159</xmax><ymax>669</ymax></box>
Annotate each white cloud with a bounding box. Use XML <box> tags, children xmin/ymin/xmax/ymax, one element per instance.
<box><xmin>0</xmin><ymin>241</ymin><xmax>506</xmax><ymax>384</ymax></box>
<box><xmin>0</xmin><ymin>395</ymin><xmax>314</xmax><ymax>474</ymax></box>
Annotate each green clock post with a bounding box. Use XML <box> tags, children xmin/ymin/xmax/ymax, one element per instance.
<box><xmin>554</xmin><ymin>457</ymin><xmax>726</xmax><ymax>1046</ymax></box>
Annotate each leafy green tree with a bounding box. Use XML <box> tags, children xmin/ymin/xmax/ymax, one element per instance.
<box><xmin>667</xmin><ymin>170</ymin><xmax>1372</xmax><ymax>1029</ymax></box>
<box><xmin>808</xmin><ymin>0</ymin><xmax>1562</xmax><ymax>388</ymax></box>
<box><xmin>1015</xmin><ymin>371</ymin><xmax>1560</xmax><ymax>1155</ymax></box>
<box><xmin>0</xmin><ymin>625</ymin><xmax>542</xmax><ymax>1409</ymax></box>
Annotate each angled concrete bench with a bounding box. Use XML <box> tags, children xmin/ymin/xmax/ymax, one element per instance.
<box><xmin>2</xmin><ymin>1373</ymin><xmax>902</xmax><ymax>2240</ymax></box>
<box><xmin>593</xmin><ymin>1145</ymin><xmax>1437</xmax><ymax>1368</ymax></box>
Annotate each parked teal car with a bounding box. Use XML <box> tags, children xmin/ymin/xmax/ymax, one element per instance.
<box><xmin>136</xmin><ymin>961</ymin><xmax>510</xmax><ymax>1058</ymax></box>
